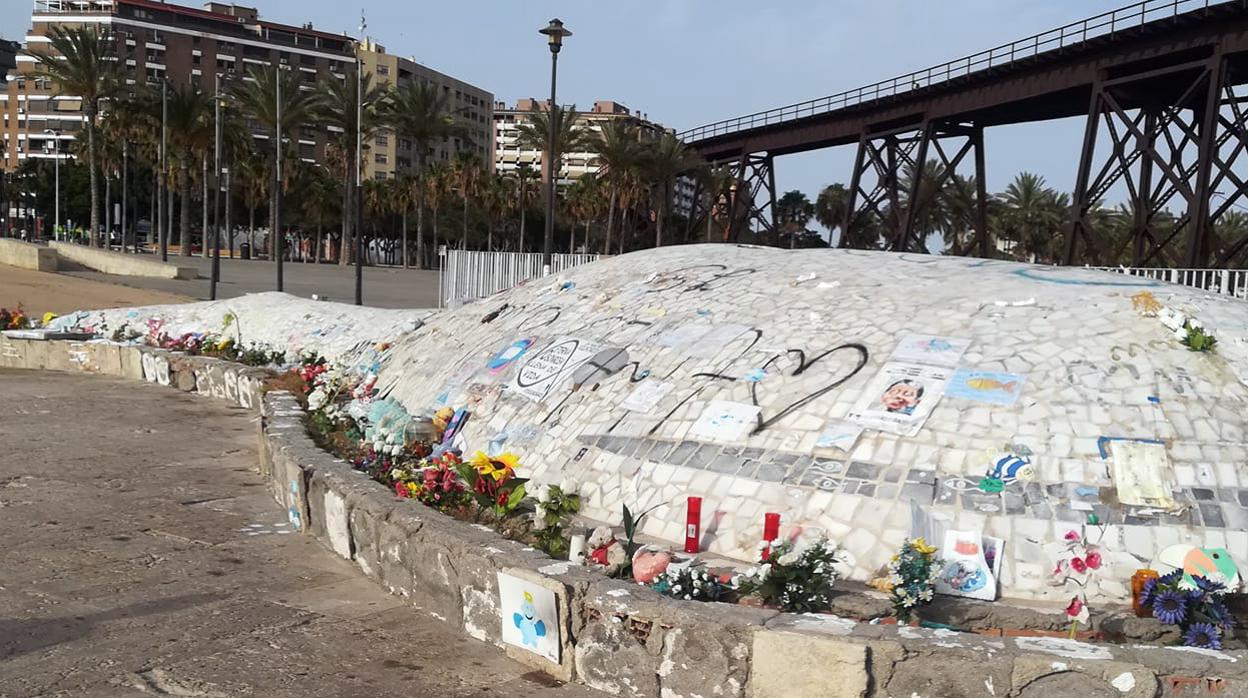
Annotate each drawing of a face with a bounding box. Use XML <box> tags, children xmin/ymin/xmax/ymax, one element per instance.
<box><xmin>520</xmin><ymin>597</ymin><xmax>537</xmax><ymax>621</ymax></box>
<box><xmin>880</xmin><ymin>380</ymin><xmax>923</xmax><ymax>413</ymax></box>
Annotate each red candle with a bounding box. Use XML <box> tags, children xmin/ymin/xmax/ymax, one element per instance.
<box><xmin>684</xmin><ymin>497</ymin><xmax>702</xmax><ymax>554</ymax></box>
<box><xmin>762</xmin><ymin>513</ymin><xmax>781</xmax><ymax>560</ymax></box>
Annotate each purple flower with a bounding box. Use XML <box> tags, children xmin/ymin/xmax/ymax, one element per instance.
<box><xmin>1193</xmin><ymin>575</ymin><xmax>1225</xmax><ymax>594</ymax></box>
<box><xmin>1158</xmin><ymin>569</ymin><xmax>1184</xmax><ymax>587</ymax></box>
<box><xmin>1207</xmin><ymin>601</ymin><xmax>1235</xmax><ymax>630</ymax></box>
<box><xmin>1182</xmin><ymin>622</ymin><xmax>1222</xmax><ymax>650</ymax></box>
<box><xmin>1138</xmin><ymin>577</ymin><xmax>1158</xmax><ymax>609</ymax></box>
<box><xmin>1153</xmin><ymin>590</ymin><xmax>1188</xmax><ymax>626</ymax></box>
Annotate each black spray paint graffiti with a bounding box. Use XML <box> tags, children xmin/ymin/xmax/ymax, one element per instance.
<box><xmin>748</xmin><ymin>344</ymin><xmax>869</xmax><ymax>434</ymax></box>
<box><xmin>644</xmin><ymin>264</ymin><xmax>759</xmax><ymax>295</ymax></box>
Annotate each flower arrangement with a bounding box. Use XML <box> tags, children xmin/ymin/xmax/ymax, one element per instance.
<box><xmin>652</xmin><ymin>564</ymin><xmax>734</xmax><ymax>602</ymax></box>
<box><xmin>883</xmin><ymin>538</ymin><xmax>943</xmax><ymax>623</ymax></box>
<box><xmin>1139</xmin><ymin>571</ymin><xmax>1234</xmax><ymax>649</ymax></box>
<box><xmin>735</xmin><ymin>538</ymin><xmax>842</xmax><ymax>613</ymax></box>
<box><xmin>531</xmin><ymin>484</ymin><xmax>581</xmax><ymax>558</ymax></box>
<box><xmin>1050</xmin><ymin>520</ymin><xmax>1105</xmax><ymax>637</ymax></box>
<box><xmin>0</xmin><ymin>307</ymin><xmax>30</xmax><ymax>330</ymax></box>
<box><xmin>457</xmin><ymin>451</ymin><xmax>527</xmax><ymax>519</ymax></box>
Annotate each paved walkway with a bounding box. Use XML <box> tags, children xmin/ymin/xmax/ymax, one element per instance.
<box><xmin>0</xmin><ymin>369</ymin><xmax>597</xmax><ymax>697</ymax></box>
<box><xmin>0</xmin><ymin>264</ymin><xmax>190</xmax><ymax>315</ymax></box>
<box><xmin>62</xmin><ymin>255</ymin><xmax>441</xmax><ymax>309</ymax></box>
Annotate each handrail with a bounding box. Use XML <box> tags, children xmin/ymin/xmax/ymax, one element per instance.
<box><xmin>679</xmin><ymin>0</ymin><xmax>1237</xmax><ymax>144</ymax></box>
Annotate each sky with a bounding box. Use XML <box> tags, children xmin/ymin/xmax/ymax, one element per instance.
<box><xmin>2</xmin><ymin>0</ymin><xmax>1131</xmax><ymax>210</ymax></box>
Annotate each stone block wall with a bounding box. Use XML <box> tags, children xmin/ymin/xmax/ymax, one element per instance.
<box><xmin>6</xmin><ymin>334</ymin><xmax>1248</xmax><ymax>697</ymax></box>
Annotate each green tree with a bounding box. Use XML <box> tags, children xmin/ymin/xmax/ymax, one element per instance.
<box><xmin>29</xmin><ymin>26</ymin><xmax>123</xmax><ymax>247</ymax></box>
<box><xmin>639</xmin><ymin>132</ymin><xmax>703</xmax><ymax>248</ymax></box>
<box><xmin>317</xmin><ymin>69</ymin><xmax>387</xmax><ymax>265</ymax></box>
<box><xmin>996</xmin><ymin>172</ymin><xmax>1067</xmax><ymax>263</ymax></box>
<box><xmin>814</xmin><ymin>183</ymin><xmax>848</xmax><ymax>246</ymax></box>
<box><xmin>164</xmin><ymin>83</ymin><xmax>214</xmax><ymax>256</ymax></box>
<box><xmin>386</xmin><ymin>82</ymin><xmax>463</xmax><ymax>267</ymax></box>
<box><xmin>510</xmin><ymin>163</ymin><xmax>539</xmax><ymax>253</ymax></box>
<box><xmin>516</xmin><ymin>104</ymin><xmax>586</xmax><ymax>224</ymax></box>
<box><xmin>775</xmin><ymin>190</ymin><xmax>814</xmax><ymax>249</ymax></box>
<box><xmin>450</xmin><ymin>154</ymin><xmax>484</xmax><ymax>249</ymax></box>
<box><xmin>586</xmin><ymin>118</ymin><xmax>641</xmax><ymax>253</ymax></box>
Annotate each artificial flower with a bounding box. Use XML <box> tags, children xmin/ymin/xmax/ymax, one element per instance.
<box><xmin>1084</xmin><ymin>550</ymin><xmax>1102</xmax><ymax>570</ymax></box>
<box><xmin>1152</xmin><ymin>590</ymin><xmax>1188</xmax><ymax>625</ymax></box>
<box><xmin>1070</xmin><ymin>556</ymin><xmax>1087</xmax><ymax>574</ymax></box>
<box><xmin>912</xmin><ymin>538</ymin><xmax>937</xmax><ymax>555</ymax></box>
<box><xmin>1182</xmin><ymin>622</ymin><xmax>1222</xmax><ymax>650</ymax></box>
<box><xmin>1064</xmin><ymin>530</ymin><xmax>1080</xmax><ymax>542</ymax></box>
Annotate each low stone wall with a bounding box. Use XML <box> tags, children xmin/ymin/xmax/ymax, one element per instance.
<box><xmin>5</xmin><ymin>334</ymin><xmax>1248</xmax><ymax>697</ymax></box>
<box><xmin>0</xmin><ymin>238</ymin><xmax>58</xmax><ymax>272</ymax></box>
<box><xmin>49</xmin><ymin>241</ymin><xmax>198</xmax><ymax>279</ymax></box>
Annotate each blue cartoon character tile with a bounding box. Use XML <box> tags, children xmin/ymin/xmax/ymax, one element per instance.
<box><xmin>513</xmin><ymin>590</ymin><xmax>547</xmax><ymax>649</ymax></box>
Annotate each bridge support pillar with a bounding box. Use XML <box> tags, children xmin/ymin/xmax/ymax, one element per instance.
<box><xmin>1065</xmin><ymin>53</ymin><xmax>1246</xmax><ymax>268</ymax></box>
<box><xmin>842</xmin><ymin>121</ymin><xmax>990</xmax><ymax>255</ymax></box>
<box><xmin>720</xmin><ymin>152</ymin><xmax>778</xmax><ymax>244</ymax></box>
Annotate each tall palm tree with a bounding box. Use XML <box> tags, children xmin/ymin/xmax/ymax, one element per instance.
<box><xmin>515</xmin><ymin>104</ymin><xmax>586</xmax><ymax>219</ymax></box>
<box><xmin>480</xmin><ymin>173</ymin><xmax>513</xmax><ymax>252</ymax></box>
<box><xmin>775</xmin><ymin>190</ymin><xmax>814</xmax><ymax>249</ymax></box>
<box><xmin>229</xmin><ymin>66</ymin><xmax>321</xmax><ymax>262</ymax></box>
<box><xmin>511</xmin><ymin>163</ymin><xmax>539</xmax><ymax>252</ymax></box>
<box><xmin>29</xmin><ymin>26</ymin><xmax>122</xmax><ymax>247</ymax></box>
<box><xmin>639</xmin><ymin>132</ymin><xmax>702</xmax><ymax>248</ymax></box>
<box><xmin>450</xmin><ymin>154</ymin><xmax>483</xmax><ymax>249</ymax></box>
<box><xmin>587</xmin><ymin>118</ymin><xmax>641</xmax><ymax>254</ymax></box>
<box><xmin>697</xmin><ymin>165</ymin><xmax>737</xmax><ymax>244</ymax></box>
<box><xmin>814</xmin><ymin>183</ymin><xmax>849</xmax><ymax>246</ymax></box>
<box><xmin>423</xmin><ymin>163</ymin><xmax>451</xmax><ymax>265</ymax></box>
<box><xmin>386</xmin><ymin>82</ymin><xmax>463</xmax><ymax>268</ymax></box>
<box><xmin>317</xmin><ymin>69</ymin><xmax>387</xmax><ymax>266</ymax></box>
<box><xmin>164</xmin><ymin>84</ymin><xmax>214</xmax><ymax>256</ymax></box>
<box><xmin>394</xmin><ymin>172</ymin><xmax>416</xmax><ymax>266</ymax></box>
<box><xmin>235</xmin><ymin>152</ymin><xmax>270</xmax><ymax>257</ymax></box>
<box><xmin>997</xmin><ymin>172</ymin><xmax>1067</xmax><ymax>263</ymax></box>
<box><xmin>299</xmin><ymin>163</ymin><xmax>338</xmax><ymax>263</ymax></box>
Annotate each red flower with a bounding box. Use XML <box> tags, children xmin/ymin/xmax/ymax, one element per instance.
<box><xmin>1070</xmin><ymin>556</ymin><xmax>1087</xmax><ymax>574</ymax></box>
<box><xmin>1084</xmin><ymin>551</ymin><xmax>1102</xmax><ymax>570</ymax></box>
<box><xmin>1064</xmin><ymin>530</ymin><xmax>1080</xmax><ymax>542</ymax></box>
<box><xmin>473</xmin><ymin>478</ymin><xmax>488</xmax><ymax>494</ymax></box>
<box><xmin>496</xmin><ymin>490</ymin><xmax>510</xmax><ymax>507</ymax></box>
<box><xmin>1051</xmin><ymin>559</ymin><xmax>1066</xmax><ymax>576</ymax></box>
<box><xmin>394</xmin><ymin>481</ymin><xmax>408</xmax><ymax>498</ymax></box>
<box><xmin>1065</xmin><ymin>596</ymin><xmax>1084</xmax><ymax>618</ymax></box>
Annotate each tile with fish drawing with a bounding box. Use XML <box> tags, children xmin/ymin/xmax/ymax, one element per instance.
<box><xmin>946</xmin><ymin>369</ymin><xmax>1026</xmax><ymax>406</ymax></box>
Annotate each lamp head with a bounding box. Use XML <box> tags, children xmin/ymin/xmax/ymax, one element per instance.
<box><xmin>539</xmin><ymin>19</ymin><xmax>571</xmax><ymax>53</ymax></box>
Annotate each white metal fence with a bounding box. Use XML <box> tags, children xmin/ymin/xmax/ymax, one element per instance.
<box><xmin>1090</xmin><ymin>267</ymin><xmax>1248</xmax><ymax>298</ymax></box>
<box><xmin>438</xmin><ymin>249</ymin><xmax>604</xmax><ymax>307</ymax></box>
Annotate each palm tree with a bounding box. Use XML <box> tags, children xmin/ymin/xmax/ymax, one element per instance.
<box><xmin>229</xmin><ymin>65</ymin><xmax>321</xmax><ymax>262</ymax></box>
<box><xmin>775</xmin><ymin>190</ymin><xmax>814</xmax><ymax>249</ymax></box>
<box><xmin>587</xmin><ymin>119</ymin><xmax>641</xmax><ymax>254</ymax></box>
<box><xmin>565</xmin><ymin>173</ymin><xmax>605</xmax><ymax>253</ymax></box>
<box><xmin>235</xmin><ymin>152</ymin><xmax>270</xmax><ymax>257</ymax></box>
<box><xmin>511</xmin><ymin>163</ymin><xmax>539</xmax><ymax>252</ymax></box>
<box><xmin>997</xmin><ymin>172</ymin><xmax>1067</xmax><ymax>263</ymax></box>
<box><xmin>299</xmin><ymin>163</ymin><xmax>338</xmax><ymax>263</ymax></box>
<box><xmin>450</xmin><ymin>154</ymin><xmax>484</xmax><ymax>249</ymax></box>
<box><xmin>317</xmin><ymin>69</ymin><xmax>387</xmax><ymax>266</ymax></box>
<box><xmin>515</xmin><ymin>104</ymin><xmax>586</xmax><ymax>221</ymax></box>
<box><xmin>423</xmin><ymin>163</ymin><xmax>451</xmax><ymax>265</ymax></box>
<box><xmin>394</xmin><ymin>172</ymin><xmax>416</xmax><ymax>266</ymax></box>
<box><xmin>639</xmin><ymin>132</ymin><xmax>703</xmax><ymax>248</ymax></box>
<box><xmin>386</xmin><ymin>82</ymin><xmax>463</xmax><ymax>268</ymax></box>
<box><xmin>29</xmin><ymin>26</ymin><xmax>122</xmax><ymax>247</ymax></box>
<box><xmin>814</xmin><ymin>183</ymin><xmax>848</xmax><ymax>246</ymax></box>
<box><xmin>696</xmin><ymin>165</ymin><xmax>737</xmax><ymax>244</ymax></box>
<box><xmin>897</xmin><ymin>159</ymin><xmax>953</xmax><ymax>252</ymax></box>
<box><xmin>479</xmin><ymin>173</ymin><xmax>513</xmax><ymax>252</ymax></box>
<box><xmin>164</xmin><ymin>84</ymin><xmax>214</xmax><ymax>256</ymax></box>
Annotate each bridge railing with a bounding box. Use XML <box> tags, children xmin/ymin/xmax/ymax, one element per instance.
<box><xmin>680</xmin><ymin>0</ymin><xmax>1239</xmax><ymax>143</ymax></box>
<box><xmin>1090</xmin><ymin>266</ymin><xmax>1248</xmax><ymax>298</ymax></box>
<box><xmin>437</xmin><ymin>249</ymin><xmax>604</xmax><ymax>308</ymax></box>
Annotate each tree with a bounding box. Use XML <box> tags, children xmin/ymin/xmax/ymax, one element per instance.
<box><xmin>515</xmin><ymin>104</ymin><xmax>586</xmax><ymax>222</ymax></box>
<box><xmin>696</xmin><ymin>165</ymin><xmax>737</xmax><ymax>244</ymax></box>
<box><xmin>775</xmin><ymin>190</ymin><xmax>814</xmax><ymax>249</ymax></box>
<box><xmin>164</xmin><ymin>83</ymin><xmax>214</xmax><ymax>256</ymax></box>
<box><xmin>997</xmin><ymin>172</ymin><xmax>1067</xmax><ymax>263</ymax></box>
<box><xmin>423</xmin><ymin>163</ymin><xmax>451</xmax><ymax>264</ymax></box>
<box><xmin>386</xmin><ymin>82</ymin><xmax>463</xmax><ymax>268</ymax></box>
<box><xmin>480</xmin><ymin>173</ymin><xmax>514</xmax><ymax>252</ymax></box>
<box><xmin>229</xmin><ymin>66</ymin><xmax>321</xmax><ymax>262</ymax></box>
<box><xmin>639</xmin><ymin>132</ymin><xmax>702</xmax><ymax>248</ymax></box>
<box><xmin>814</xmin><ymin>183</ymin><xmax>849</xmax><ymax>246</ymax></box>
<box><xmin>317</xmin><ymin>69</ymin><xmax>387</xmax><ymax>265</ymax></box>
<box><xmin>587</xmin><ymin>119</ymin><xmax>641</xmax><ymax>254</ymax></box>
<box><xmin>29</xmin><ymin>26</ymin><xmax>122</xmax><ymax>247</ymax></box>
<box><xmin>298</xmin><ymin>163</ymin><xmax>339</xmax><ymax>263</ymax></box>
<box><xmin>450</xmin><ymin>154</ymin><xmax>484</xmax><ymax>249</ymax></box>
<box><xmin>510</xmin><ymin>163</ymin><xmax>539</xmax><ymax>253</ymax></box>
<box><xmin>235</xmin><ymin>152</ymin><xmax>270</xmax><ymax>257</ymax></box>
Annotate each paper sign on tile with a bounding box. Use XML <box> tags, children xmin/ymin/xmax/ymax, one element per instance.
<box><xmin>689</xmin><ymin>400</ymin><xmax>760</xmax><ymax>442</ymax></box>
<box><xmin>846</xmin><ymin>362</ymin><xmax>951</xmax><ymax>436</ymax></box>
<box><xmin>498</xmin><ymin>572</ymin><xmax>560</xmax><ymax>662</ymax></box>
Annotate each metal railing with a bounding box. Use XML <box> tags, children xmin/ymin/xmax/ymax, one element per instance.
<box><xmin>1090</xmin><ymin>266</ymin><xmax>1248</xmax><ymax>298</ymax></box>
<box><xmin>438</xmin><ymin>249</ymin><xmax>604</xmax><ymax>308</ymax></box>
<box><xmin>679</xmin><ymin>0</ymin><xmax>1239</xmax><ymax>143</ymax></box>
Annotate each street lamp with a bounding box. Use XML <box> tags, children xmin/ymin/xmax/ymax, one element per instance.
<box><xmin>355</xmin><ymin>11</ymin><xmax>367</xmax><ymax>306</ymax></box>
<box><xmin>43</xmin><ymin>129</ymin><xmax>59</xmax><ymax>241</ymax></box>
<box><xmin>211</xmin><ymin>73</ymin><xmax>224</xmax><ymax>300</ymax></box>
<box><xmin>538</xmin><ymin>18</ymin><xmax>571</xmax><ymax>275</ymax></box>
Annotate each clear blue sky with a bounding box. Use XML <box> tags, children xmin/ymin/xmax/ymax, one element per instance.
<box><xmin>3</xmin><ymin>0</ymin><xmax>1130</xmax><ymax>206</ymax></box>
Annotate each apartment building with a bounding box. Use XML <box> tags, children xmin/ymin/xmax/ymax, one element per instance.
<box><xmin>494</xmin><ymin>99</ymin><xmax>696</xmax><ymax>216</ymax></box>
<box><xmin>2</xmin><ymin>0</ymin><xmax>357</xmax><ymax>172</ymax></box>
<box><xmin>358</xmin><ymin>38</ymin><xmax>493</xmax><ymax>181</ymax></box>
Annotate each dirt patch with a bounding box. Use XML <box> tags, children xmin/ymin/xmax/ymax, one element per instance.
<box><xmin>0</xmin><ymin>264</ymin><xmax>191</xmax><ymax>314</ymax></box>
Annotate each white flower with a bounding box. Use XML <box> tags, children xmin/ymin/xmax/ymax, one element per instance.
<box><xmin>777</xmin><ymin>551</ymin><xmax>801</xmax><ymax>566</ymax></box>
<box><xmin>757</xmin><ymin>564</ymin><xmax>772</xmax><ymax>580</ymax></box>
<box><xmin>1188</xmin><ymin>318</ymin><xmax>1203</xmax><ymax>329</ymax></box>
<box><xmin>756</xmin><ymin>540</ymin><xmax>771</xmax><ymax>551</ymax></box>
<box><xmin>1174</xmin><ymin>327</ymin><xmax>1189</xmax><ymax>341</ymax></box>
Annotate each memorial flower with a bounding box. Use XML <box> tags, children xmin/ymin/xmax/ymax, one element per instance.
<box><xmin>736</xmin><ymin>538</ymin><xmax>842</xmax><ymax>613</ymax></box>
<box><xmin>1050</xmin><ymin>521</ymin><xmax>1106</xmax><ymax>637</ymax></box>
<box><xmin>883</xmin><ymin>538</ymin><xmax>944</xmax><ymax>623</ymax></box>
<box><xmin>1153</xmin><ymin>590</ymin><xmax>1187</xmax><ymax>625</ymax></box>
<box><xmin>1140</xmin><ymin>570</ymin><xmax>1233</xmax><ymax>648</ymax></box>
<box><xmin>457</xmin><ymin>451</ymin><xmax>527</xmax><ymax>520</ymax></box>
<box><xmin>1183</xmin><ymin>622</ymin><xmax>1222</xmax><ymax>650</ymax></box>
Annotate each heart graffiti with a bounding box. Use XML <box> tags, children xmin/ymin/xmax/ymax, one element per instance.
<box><xmin>748</xmin><ymin>343</ymin><xmax>870</xmax><ymax>434</ymax></box>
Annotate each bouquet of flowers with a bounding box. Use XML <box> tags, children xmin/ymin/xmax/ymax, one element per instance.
<box><xmin>735</xmin><ymin>538</ymin><xmax>842</xmax><ymax>613</ymax></box>
<box><xmin>0</xmin><ymin>307</ymin><xmax>30</xmax><ymax>330</ymax></box>
<box><xmin>457</xmin><ymin>451</ymin><xmax>528</xmax><ymax>519</ymax></box>
<box><xmin>884</xmin><ymin>538</ymin><xmax>943</xmax><ymax>623</ymax></box>
<box><xmin>1139</xmin><ymin>571</ymin><xmax>1234</xmax><ymax>649</ymax></box>
<box><xmin>653</xmin><ymin>564</ymin><xmax>734</xmax><ymax>602</ymax></box>
<box><xmin>1050</xmin><ymin>522</ymin><xmax>1105</xmax><ymax>636</ymax></box>
<box><xmin>414</xmin><ymin>451</ymin><xmax>469</xmax><ymax>508</ymax></box>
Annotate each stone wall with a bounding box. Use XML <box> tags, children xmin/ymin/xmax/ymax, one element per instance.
<box><xmin>5</xmin><ymin>333</ymin><xmax>1248</xmax><ymax>697</ymax></box>
<box><xmin>0</xmin><ymin>238</ymin><xmax>57</xmax><ymax>272</ymax></box>
<box><xmin>48</xmin><ymin>241</ymin><xmax>198</xmax><ymax>279</ymax></box>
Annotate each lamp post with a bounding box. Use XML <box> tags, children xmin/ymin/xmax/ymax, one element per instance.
<box><xmin>211</xmin><ymin>73</ymin><xmax>223</xmax><ymax>300</ymax></box>
<box><xmin>538</xmin><ymin>18</ymin><xmax>571</xmax><ymax>276</ymax></box>
<box><xmin>43</xmin><ymin>129</ymin><xmax>59</xmax><ymax>241</ymax></box>
<box><xmin>275</xmin><ymin>65</ymin><xmax>284</xmax><ymax>291</ymax></box>
<box><xmin>160</xmin><ymin>78</ymin><xmax>169</xmax><ymax>262</ymax></box>
<box><xmin>355</xmin><ymin>11</ymin><xmax>366</xmax><ymax>306</ymax></box>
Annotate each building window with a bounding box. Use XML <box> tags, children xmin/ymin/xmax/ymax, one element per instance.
<box><xmin>377</xmin><ymin>65</ymin><xmax>389</xmax><ymax>76</ymax></box>
<box><xmin>375</xmin><ymin>171</ymin><xmax>387</xmax><ymax>180</ymax></box>
<box><xmin>374</xmin><ymin>153</ymin><xmax>388</xmax><ymax>164</ymax></box>
<box><xmin>375</xmin><ymin>134</ymin><xmax>388</xmax><ymax>146</ymax></box>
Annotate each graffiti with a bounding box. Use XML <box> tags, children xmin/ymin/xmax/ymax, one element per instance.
<box><xmin>648</xmin><ymin>329</ymin><xmax>764</xmax><ymax>435</ymax></box>
<box><xmin>1013</xmin><ymin>267</ymin><xmax>1159</xmax><ymax>287</ymax></box>
<box><xmin>518</xmin><ymin>305</ymin><xmax>563</xmax><ymax>332</ymax></box>
<box><xmin>750</xmin><ymin>344</ymin><xmax>870</xmax><ymax>434</ymax></box>
<box><xmin>644</xmin><ymin>264</ymin><xmax>759</xmax><ymax>295</ymax></box>
<box><xmin>141</xmin><ymin>352</ymin><xmax>170</xmax><ymax>386</ymax></box>
<box><xmin>1066</xmin><ymin>359</ymin><xmax>1141</xmax><ymax>384</ymax></box>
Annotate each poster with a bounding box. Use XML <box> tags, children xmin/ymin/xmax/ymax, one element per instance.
<box><xmin>947</xmin><ymin>369</ymin><xmax>1026</xmax><ymax>406</ymax></box>
<box><xmin>890</xmin><ymin>334</ymin><xmax>971</xmax><ymax>367</ymax></box>
<box><xmin>497</xmin><ymin>572</ymin><xmax>560</xmax><ymax>663</ymax></box>
<box><xmin>935</xmin><ymin>529</ymin><xmax>1002</xmax><ymax>601</ymax></box>
<box><xmin>1108</xmin><ymin>439</ymin><xmax>1177</xmax><ymax>509</ymax></box>
<box><xmin>510</xmin><ymin>336</ymin><xmax>606</xmax><ymax>402</ymax></box>
<box><xmin>815</xmin><ymin>420</ymin><xmax>864</xmax><ymax>452</ymax></box>
<box><xmin>486</xmin><ymin>338</ymin><xmax>535</xmax><ymax>376</ymax></box>
<box><xmin>621</xmin><ymin>380</ymin><xmax>674</xmax><ymax>413</ymax></box>
<box><xmin>689</xmin><ymin>400</ymin><xmax>761</xmax><ymax>442</ymax></box>
<box><xmin>845</xmin><ymin>362</ymin><xmax>951</xmax><ymax>436</ymax></box>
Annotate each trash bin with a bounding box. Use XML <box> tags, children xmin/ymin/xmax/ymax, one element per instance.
<box><xmin>239</xmin><ymin>242</ymin><xmax>251</xmax><ymax>260</ymax></box>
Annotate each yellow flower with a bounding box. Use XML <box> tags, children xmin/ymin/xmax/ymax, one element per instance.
<box><xmin>470</xmin><ymin>451</ymin><xmax>520</xmax><ymax>482</ymax></box>
<box><xmin>405</xmin><ymin>482</ymin><xmax>422</xmax><ymax>496</ymax></box>
<box><xmin>912</xmin><ymin>538</ymin><xmax>937</xmax><ymax>555</ymax></box>
<box><xmin>470</xmin><ymin>451</ymin><xmax>498</xmax><ymax>477</ymax></box>
<box><xmin>42</xmin><ymin>311</ymin><xmax>58</xmax><ymax>326</ymax></box>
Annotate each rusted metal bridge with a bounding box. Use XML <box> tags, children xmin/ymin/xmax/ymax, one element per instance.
<box><xmin>680</xmin><ymin>0</ymin><xmax>1248</xmax><ymax>267</ymax></box>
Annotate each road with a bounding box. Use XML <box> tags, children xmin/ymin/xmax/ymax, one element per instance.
<box><xmin>0</xmin><ymin>369</ymin><xmax>597</xmax><ymax>697</ymax></box>
<box><xmin>62</xmin><ymin>255</ymin><xmax>442</xmax><ymax>309</ymax></box>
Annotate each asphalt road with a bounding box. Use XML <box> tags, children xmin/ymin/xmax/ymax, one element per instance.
<box><xmin>0</xmin><ymin>369</ymin><xmax>597</xmax><ymax>697</ymax></box>
<box><xmin>60</xmin><ymin>254</ymin><xmax>441</xmax><ymax>309</ymax></box>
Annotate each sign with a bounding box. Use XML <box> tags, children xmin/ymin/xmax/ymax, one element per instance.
<box><xmin>689</xmin><ymin>400</ymin><xmax>761</xmax><ymax>442</ymax></box>
<box><xmin>890</xmin><ymin>334</ymin><xmax>971</xmax><ymax>367</ymax></box>
<box><xmin>935</xmin><ymin>530</ymin><xmax>1003</xmax><ymax>601</ymax></box>
<box><xmin>498</xmin><ymin>572</ymin><xmax>560</xmax><ymax>662</ymax></box>
<box><xmin>510</xmin><ymin>336</ymin><xmax>605</xmax><ymax>402</ymax></box>
<box><xmin>946</xmin><ymin>369</ymin><xmax>1026</xmax><ymax>406</ymax></box>
<box><xmin>486</xmin><ymin>337</ymin><xmax>534</xmax><ymax>376</ymax></box>
<box><xmin>846</xmin><ymin>362</ymin><xmax>951</xmax><ymax>436</ymax></box>
<box><xmin>620</xmin><ymin>380</ymin><xmax>674</xmax><ymax>413</ymax></box>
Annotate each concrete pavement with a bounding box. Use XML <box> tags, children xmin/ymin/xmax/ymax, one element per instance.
<box><xmin>61</xmin><ymin>255</ymin><xmax>442</xmax><ymax>309</ymax></box>
<box><xmin>0</xmin><ymin>369</ymin><xmax>598</xmax><ymax>697</ymax></box>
